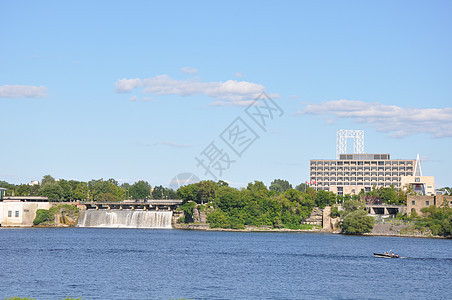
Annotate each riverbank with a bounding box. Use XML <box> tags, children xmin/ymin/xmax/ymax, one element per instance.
<box><xmin>173</xmin><ymin>222</ymin><xmax>324</xmax><ymax>233</ymax></box>
<box><xmin>365</xmin><ymin>223</ymin><xmax>450</xmax><ymax>239</ymax></box>
<box><xmin>173</xmin><ymin>222</ymin><xmax>451</xmax><ymax>238</ymax></box>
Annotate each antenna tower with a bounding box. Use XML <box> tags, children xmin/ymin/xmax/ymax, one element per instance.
<box><xmin>336</xmin><ymin>130</ymin><xmax>364</xmax><ymax>158</ymax></box>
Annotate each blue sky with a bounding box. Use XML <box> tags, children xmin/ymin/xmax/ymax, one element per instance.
<box><xmin>1</xmin><ymin>0</ymin><xmax>451</xmax><ymax>189</ymax></box>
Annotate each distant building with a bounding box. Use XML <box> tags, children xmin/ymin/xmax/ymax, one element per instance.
<box><xmin>407</xmin><ymin>194</ymin><xmax>452</xmax><ymax>216</ymax></box>
<box><xmin>28</xmin><ymin>180</ymin><xmax>40</xmax><ymax>186</ymax></box>
<box><xmin>399</xmin><ymin>153</ymin><xmax>435</xmax><ymax>196</ymax></box>
<box><xmin>0</xmin><ymin>196</ymin><xmax>50</xmax><ymax>227</ymax></box>
<box><xmin>400</xmin><ymin>176</ymin><xmax>435</xmax><ymax>196</ymax></box>
<box><xmin>0</xmin><ymin>187</ymin><xmax>6</xmax><ymax>200</ymax></box>
<box><xmin>310</xmin><ymin>153</ymin><xmax>416</xmax><ymax>195</ymax></box>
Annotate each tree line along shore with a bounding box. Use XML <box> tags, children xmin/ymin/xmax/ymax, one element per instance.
<box><xmin>1</xmin><ymin>176</ymin><xmax>451</xmax><ymax>237</ymax></box>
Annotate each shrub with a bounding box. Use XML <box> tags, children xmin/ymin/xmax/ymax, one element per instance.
<box><xmin>330</xmin><ymin>206</ymin><xmax>341</xmax><ymax>218</ymax></box>
<box><xmin>33</xmin><ymin>209</ymin><xmax>54</xmax><ymax>225</ymax></box>
<box><xmin>49</xmin><ymin>204</ymin><xmax>78</xmax><ymax>215</ymax></box>
<box><xmin>341</xmin><ymin>210</ymin><xmax>374</xmax><ymax>235</ymax></box>
<box><xmin>179</xmin><ymin>201</ymin><xmax>196</xmax><ymax>223</ymax></box>
<box><xmin>207</xmin><ymin>210</ymin><xmax>230</xmax><ymax>228</ymax></box>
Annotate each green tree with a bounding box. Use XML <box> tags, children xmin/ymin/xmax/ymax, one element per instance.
<box><xmin>39</xmin><ymin>183</ymin><xmax>64</xmax><ymax>201</ymax></box>
<box><xmin>314</xmin><ymin>190</ymin><xmax>336</xmax><ymax>208</ymax></box>
<box><xmin>247</xmin><ymin>181</ymin><xmax>269</xmax><ymax>198</ymax></box>
<box><xmin>129</xmin><ymin>180</ymin><xmax>151</xmax><ymax>199</ymax></box>
<box><xmin>72</xmin><ymin>181</ymin><xmax>88</xmax><ymax>201</ymax></box>
<box><xmin>341</xmin><ymin>199</ymin><xmax>373</xmax><ymax>234</ymax></box>
<box><xmin>269</xmin><ymin>179</ymin><xmax>292</xmax><ymax>194</ymax></box>
<box><xmin>295</xmin><ymin>183</ymin><xmax>309</xmax><ymax>193</ymax></box>
<box><xmin>214</xmin><ymin>185</ymin><xmax>244</xmax><ymax>212</ymax></box>
<box><xmin>177</xmin><ymin>184</ymin><xmax>199</xmax><ymax>203</ymax></box>
<box><xmin>179</xmin><ymin>201</ymin><xmax>197</xmax><ymax>223</ymax></box>
<box><xmin>41</xmin><ymin>174</ymin><xmax>56</xmax><ymax>186</ymax></box>
<box><xmin>341</xmin><ymin>210</ymin><xmax>374</xmax><ymax>235</ymax></box>
<box><xmin>207</xmin><ymin>210</ymin><xmax>231</xmax><ymax>228</ymax></box>
<box><xmin>197</xmin><ymin>180</ymin><xmax>216</xmax><ymax>204</ymax></box>
<box><xmin>417</xmin><ymin>206</ymin><xmax>452</xmax><ymax>236</ymax></box>
<box><xmin>57</xmin><ymin>179</ymin><xmax>73</xmax><ymax>201</ymax></box>
<box><xmin>377</xmin><ymin>186</ymin><xmax>399</xmax><ymax>204</ymax></box>
<box><xmin>343</xmin><ymin>200</ymin><xmax>364</xmax><ymax>212</ymax></box>
<box><xmin>16</xmin><ymin>184</ymin><xmax>32</xmax><ymax>196</ymax></box>
<box><xmin>33</xmin><ymin>209</ymin><xmax>54</xmax><ymax>225</ymax></box>
<box><xmin>152</xmin><ymin>185</ymin><xmax>165</xmax><ymax>199</ymax></box>
<box><xmin>88</xmin><ymin>179</ymin><xmax>123</xmax><ymax>202</ymax></box>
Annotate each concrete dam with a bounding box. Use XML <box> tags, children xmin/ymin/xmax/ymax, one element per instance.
<box><xmin>77</xmin><ymin>210</ymin><xmax>172</xmax><ymax>228</ymax></box>
<box><xmin>77</xmin><ymin>200</ymin><xmax>182</xmax><ymax>229</ymax></box>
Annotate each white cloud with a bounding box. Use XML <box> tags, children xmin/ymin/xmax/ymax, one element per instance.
<box><xmin>115</xmin><ymin>78</ymin><xmax>142</xmax><ymax>93</ymax></box>
<box><xmin>0</xmin><ymin>85</ymin><xmax>47</xmax><ymax>98</ymax></box>
<box><xmin>181</xmin><ymin>66</ymin><xmax>198</xmax><ymax>74</ymax></box>
<box><xmin>115</xmin><ymin>74</ymin><xmax>266</xmax><ymax>106</ymax></box>
<box><xmin>298</xmin><ymin>99</ymin><xmax>452</xmax><ymax>138</ymax></box>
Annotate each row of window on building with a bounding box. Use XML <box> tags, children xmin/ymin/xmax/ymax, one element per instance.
<box><xmin>311</xmin><ymin>173</ymin><xmax>411</xmax><ymax>181</ymax></box>
<box><xmin>411</xmin><ymin>200</ymin><xmax>452</xmax><ymax>206</ymax></box>
<box><xmin>313</xmin><ymin>182</ymin><xmax>402</xmax><ymax>186</ymax></box>
<box><xmin>8</xmin><ymin>211</ymin><xmax>20</xmax><ymax>218</ymax></box>
<box><xmin>312</xmin><ymin>167</ymin><xmax>413</xmax><ymax>171</ymax></box>
<box><xmin>311</xmin><ymin>160</ymin><xmax>414</xmax><ymax>166</ymax></box>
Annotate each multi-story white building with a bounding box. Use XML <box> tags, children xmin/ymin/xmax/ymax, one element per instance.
<box><xmin>310</xmin><ymin>153</ymin><xmax>416</xmax><ymax>195</ymax></box>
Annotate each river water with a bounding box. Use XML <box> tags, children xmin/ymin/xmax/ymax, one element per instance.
<box><xmin>0</xmin><ymin>228</ymin><xmax>450</xmax><ymax>300</ymax></box>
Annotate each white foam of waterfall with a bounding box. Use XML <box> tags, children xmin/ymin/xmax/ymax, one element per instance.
<box><xmin>77</xmin><ymin>210</ymin><xmax>173</xmax><ymax>228</ymax></box>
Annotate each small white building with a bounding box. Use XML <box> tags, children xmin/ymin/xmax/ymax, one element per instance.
<box><xmin>0</xmin><ymin>197</ymin><xmax>51</xmax><ymax>227</ymax></box>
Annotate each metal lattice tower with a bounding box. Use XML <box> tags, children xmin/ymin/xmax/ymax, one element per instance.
<box><xmin>336</xmin><ymin>130</ymin><xmax>364</xmax><ymax>158</ymax></box>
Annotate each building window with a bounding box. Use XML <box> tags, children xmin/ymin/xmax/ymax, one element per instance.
<box><xmin>415</xmin><ymin>177</ymin><xmax>420</xmax><ymax>182</ymax></box>
<box><xmin>8</xmin><ymin>211</ymin><xmax>12</xmax><ymax>217</ymax></box>
<box><xmin>411</xmin><ymin>201</ymin><xmax>415</xmax><ymax>205</ymax></box>
<box><xmin>15</xmin><ymin>211</ymin><xmax>19</xmax><ymax>217</ymax></box>
<box><xmin>426</xmin><ymin>201</ymin><xmax>429</xmax><ymax>206</ymax></box>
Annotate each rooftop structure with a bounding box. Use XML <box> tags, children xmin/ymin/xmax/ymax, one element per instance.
<box><xmin>336</xmin><ymin>130</ymin><xmax>364</xmax><ymax>159</ymax></box>
<box><xmin>399</xmin><ymin>155</ymin><xmax>435</xmax><ymax>196</ymax></box>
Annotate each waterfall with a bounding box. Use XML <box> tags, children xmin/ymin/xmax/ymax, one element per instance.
<box><xmin>77</xmin><ymin>210</ymin><xmax>173</xmax><ymax>228</ymax></box>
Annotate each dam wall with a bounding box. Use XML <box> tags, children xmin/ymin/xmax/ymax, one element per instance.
<box><xmin>77</xmin><ymin>210</ymin><xmax>173</xmax><ymax>228</ymax></box>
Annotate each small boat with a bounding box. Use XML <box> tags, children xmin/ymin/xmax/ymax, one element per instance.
<box><xmin>373</xmin><ymin>252</ymin><xmax>399</xmax><ymax>258</ymax></box>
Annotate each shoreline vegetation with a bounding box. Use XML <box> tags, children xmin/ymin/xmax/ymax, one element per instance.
<box><xmin>1</xmin><ymin>176</ymin><xmax>451</xmax><ymax>238</ymax></box>
<box><xmin>176</xmin><ymin>225</ymin><xmax>451</xmax><ymax>239</ymax></box>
